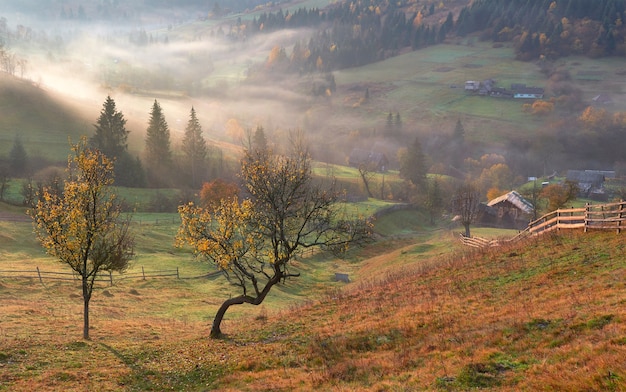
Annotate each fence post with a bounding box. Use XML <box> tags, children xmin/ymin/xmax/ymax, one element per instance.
<box><xmin>142</xmin><ymin>266</ymin><xmax>146</xmax><ymax>280</ymax></box>
<box><xmin>618</xmin><ymin>200</ymin><xmax>624</xmax><ymax>234</ymax></box>
<box><xmin>176</xmin><ymin>267</ymin><xmax>180</xmax><ymax>279</ymax></box>
<box><xmin>36</xmin><ymin>266</ymin><xmax>43</xmax><ymax>284</ymax></box>
<box><xmin>109</xmin><ymin>270</ymin><xmax>113</xmax><ymax>286</ymax></box>
<box><xmin>584</xmin><ymin>202</ymin><xmax>590</xmax><ymax>232</ymax></box>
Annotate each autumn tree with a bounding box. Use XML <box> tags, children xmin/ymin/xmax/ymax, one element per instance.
<box><xmin>177</xmin><ymin>144</ymin><xmax>371</xmax><ymax>338</ymax></box>
<box><xmin>181</xmin><ymin>107</ymin><xmax>208</xmax><ymax>188</ymax></box>
<box><xmin>31</xmin><ymin>138</ymin><xmax>134</xmax><ymax>340</ymax></box>
<box><xmin>145</xmin><ymin>100</ymin><xmax>172</xmax><ymax>186</ymax></box>
<box><xmin>540</xmin><ymin>180</ymin><xmax>579</xmax><ymax>211</ymax></box>
<box><xmin>452</xmin><ymin>182</ymin><xmax>481</xmax><ymax>237</ymax></box>
<box><xmin>479</xmin><ymin>163</ymin><xmax>513</xmax><ymax>195</ymax></box>
<box><xmin>199</xmin><ymin>178</ymin><xmax>240</xmax><ymax>211</ymax></box>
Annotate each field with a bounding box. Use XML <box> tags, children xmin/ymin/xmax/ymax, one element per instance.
<box><xmin>1</xmin><ymin>221</ymin><xmax>624</xmax><ymax>390</ymax></box>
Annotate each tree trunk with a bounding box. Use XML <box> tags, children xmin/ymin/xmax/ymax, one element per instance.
<box><xmin>82</xmin><ymin>278</ymin><xmax>91</xmax><ymax>340</ymax></box>
<box><xmin>464</xmin><ymin>223</ymin><xmax>471</xmax><ymax>237</ymax></box>
<box><xmin>210</xmin><ymin>280</ymin><xmax>278</xmax><ymax>338</ymax></box>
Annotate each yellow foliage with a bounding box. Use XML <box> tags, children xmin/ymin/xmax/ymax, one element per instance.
<box><xmin>413</xmin><ymin>11</ymin><xmax>423</xmax><ymax>27</ymax></box>
<box><xmin>530</xmin><ymin>100</ymin><xmax>554</xmax><ymax>115</ymax></box>
<box><xmin>31</xmin><ymin>136</ymin><xmax>132</xmax><ymax>281</ymax></box>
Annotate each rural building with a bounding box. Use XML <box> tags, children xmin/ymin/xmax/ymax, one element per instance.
<box><xmin>348</xmin><ymin>148</ymin><xmax>389</xmax><ymax>172</ymax></box>
<box><xmin>566</xmin><ymin>170</ymin><xmax>607</xmax><ymax>198</ymax></box>
<box><xmin>513</xmin><ymin>87</ymin><xmax>544</xmax><ymax>99</ymax></box>
<box><xmin>465</xmin><ymin>81</ymin><xmax>480</xmax><ymax>91</ymax></box>
<box><xmin>486</xmin><ymin>191</ymin><xmax>534</xmax><ymax>229</ymax></box>
<box><xmin>465</xmin><ymin>80</ymin><xmax>544</xmax><ymax>99</ymax></box>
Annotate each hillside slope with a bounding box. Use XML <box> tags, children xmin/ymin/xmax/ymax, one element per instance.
<box><xmin>0</xmin><ymin>74</ymin><xmax>88</xmax><ymax>162</ymax></box>
<box><xmin>0</xmin><ymin>231</ymin><xmax>623</xmax><ymax>391</ymax></box>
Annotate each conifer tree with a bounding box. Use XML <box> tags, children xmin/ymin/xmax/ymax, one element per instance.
<box><xmin>182</xmin><ymin>107</ymin><xmax>207</xmax><ymax>188</ymax></box>
<box><xmin>399</xmin><ymin>136</ymin><xmax>427</xmax><ymax>188</ymax></box>
<box><xmin>90</xmin><ymin>96</ymin><xmax>129</xmax><ymax>160</ymax></box>
<box><xmin>252</xmin><ymin>125</ymin><xmax>268</xmax><ymax>151</ymax></box>
<box><xmin>145</xmin><ymin>100</ymin><xmax>172</xmax><ymax>175</ymax></box>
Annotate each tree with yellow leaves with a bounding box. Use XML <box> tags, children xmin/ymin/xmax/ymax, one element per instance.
<box><xmin>31</xmin><ymin>137</ymin><xmax>134</xmax><ymax>340</ymax></box>
<box><xmin>178</xmin><ymin>140</ymin><xmax>372</xmax><ymax>338</ymax></box>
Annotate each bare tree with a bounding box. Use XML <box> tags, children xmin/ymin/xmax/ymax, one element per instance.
<box><xmin>452</xmin><ymin>182</ymin><xmax>481</xmax><ymax>237</ymax></box>
<box><xmin>357</xmin><ymin>162</ymin><xmax>376</xmax><ymax>198</ymax></box>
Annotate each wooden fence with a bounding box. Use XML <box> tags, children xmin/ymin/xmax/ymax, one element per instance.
<box><xmin>460</xmin><ymin>200</ymin><xmax>625</xmax><ymax>248</ymax></box>
<box><xmin>0</xmin><ymin>266</ymin><xmax>216</xmax><ymax>286</ymax></box>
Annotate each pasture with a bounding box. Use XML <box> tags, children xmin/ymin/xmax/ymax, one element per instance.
<box><xmin>0</xmin><ymin>223</ymin><xmax>623</xmax><ymax>390</ymax></box>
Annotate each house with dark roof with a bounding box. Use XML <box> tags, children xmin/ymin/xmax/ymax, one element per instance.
<box><xmin>566</xmin><ymin>170</ymin><xmax>606</xmax><ymax>196</ymax></box>
<box><xmin>348</xmin><ymin>148</ymin><xmax>389</xmax><ymax>172</ymax></box>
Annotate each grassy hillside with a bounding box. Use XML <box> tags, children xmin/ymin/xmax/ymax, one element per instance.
<box><xmin>0</xmin><ymin>74</ymin><xmax>88</xmax><ymax>162</ymax></box>
<box><xmin>0</xmin><ymin>228</ymin><xmax>623</xmax><ymax>391</ymax></box>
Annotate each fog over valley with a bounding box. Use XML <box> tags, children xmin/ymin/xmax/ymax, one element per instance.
<box><xmin>1</xmin><ymin>0</ymin><xmax>625</xmax><ymax>199</ymax></box>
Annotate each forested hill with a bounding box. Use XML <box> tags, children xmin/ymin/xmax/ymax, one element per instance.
<box><xmin>457</xmin><ymin>0</ymin><xmax>626</xmax><ymax>59</ymax></box>
<box><xmin>239</xmin><ymin>0</ymin><xmax>626</xmax><ymax>76</ymax></box>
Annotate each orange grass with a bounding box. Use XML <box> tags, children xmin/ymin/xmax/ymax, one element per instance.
<box><xmin>0</xmin><ymin>231</ymin><xmax>624</xmax><ymax>391</ymax></box>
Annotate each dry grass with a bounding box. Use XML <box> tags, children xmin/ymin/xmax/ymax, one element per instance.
<box><xmin>1</xmin><ymin>231</ymin><xmax>624</xmax><ymax>391</ymax></box>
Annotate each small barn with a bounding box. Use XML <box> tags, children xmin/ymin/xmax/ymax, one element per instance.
<box><xmin>486</xmin><ymin>191</ymin><xmax>534</xmax><ymax>229</ymax></box>
<box><xmin>348</xmin><ymin>148</ymin><xmax>389</xmax><ymax>172</ymax></box>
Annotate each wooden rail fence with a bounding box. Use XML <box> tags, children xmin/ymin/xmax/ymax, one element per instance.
<box><xmin>0</xmin><ymin>266</ymin><xmax>223</xmax><ymax>286</ymax></box>
<box><xmin>460</xmin><ymin>200</ymin><xmax>625</xmax><ymax>248</ymax></box>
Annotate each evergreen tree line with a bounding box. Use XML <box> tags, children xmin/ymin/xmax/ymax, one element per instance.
<box><xmin>0</xmin><ymin>96</ymin><xmax>226</xmax><ymax>205</ymax></box>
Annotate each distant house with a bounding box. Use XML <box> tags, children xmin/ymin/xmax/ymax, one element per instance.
<box><xmin>479</xmin><ymin>79</ymin><xmax>496</xmax><ymax>95</ymax></box>
<box><xmin>465</xmin><ymin>81</ymin><xmax>480</xmax><ymax>91</ymax></box>
<box><xmin>513</xmin><ymin>87</ymin><xmax>544</xmax><ymax>99</ymax></box>
<box><xmin>486</xmin><ymin>191</ymin><xmax>534</xmax><ymax>229</ymax></box>
<box><xmin>348</xmin><ymin>148</ymin><xmax>389</xmax><ymax>172</ymax></box>
<box><xmin>566</xmin><ymin>170</ymin><xmax>606</xmax><ymax>197</ymax></box>
<box><xmin>490</xmin><ymin>87</ymin><xmax>514</xmax><ymax>98</ymax></box>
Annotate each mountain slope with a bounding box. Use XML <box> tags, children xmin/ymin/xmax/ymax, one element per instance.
<box><xmin>0</xmin><ymin>74</ymin><xmax>89</xmax><ymax>162</ymax></box>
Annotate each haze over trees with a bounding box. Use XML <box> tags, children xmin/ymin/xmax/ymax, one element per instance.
<box><xmin>181</xmin><ymin>107</ymin><xmax>208</xmax><ymax>189</ymax></box>
<box><xmin>144</xmin><ymin>100</ymin><xmax>173</xmax><ymax>187</ymax></box>
<box><xmin>89</xmin><ymin>96</ymin><xmax>145</xmax><ymax>187</ymax></box>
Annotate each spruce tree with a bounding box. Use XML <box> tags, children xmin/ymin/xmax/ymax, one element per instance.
<box><xmin>399</xmin><ymin>136</ymin><xmax>427</xmax><ymax>188</ymax></box>
<box><xmin>145</xmin><ymin>100</ymin><xmax>172</xmax><ymax>186</ymax></box>
<box><xmin>90</xmin><ymin>96</ymin><xmax>129</xmax><ymax>160</ymax></box>
<box><xmin>145</xmin><ymin>100</ymin><xmax>172</xmax><ymax>167</ymax></box>
<box><xmin>252</xmin><ymin>125</ymin><xmax>268</xmax><ymax>151</ymax></box>
<box><xmin>181</xmin><ymin>107</ymin><xmax>207</xmax><ymax>188</ymax></box>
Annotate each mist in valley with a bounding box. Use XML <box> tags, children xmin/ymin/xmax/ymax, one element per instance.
<box><xmin>1</xmin><ymin>0</ymin><xmax>625</xmax><ymax>206</ymax></box>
